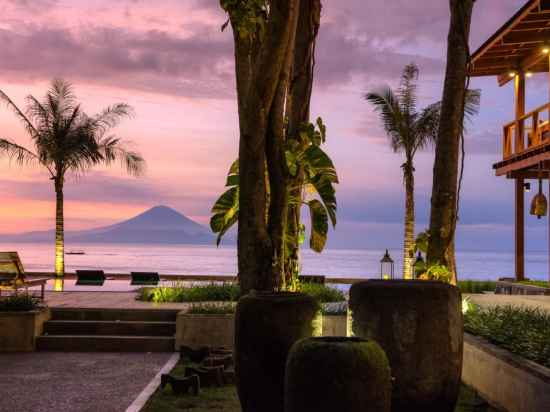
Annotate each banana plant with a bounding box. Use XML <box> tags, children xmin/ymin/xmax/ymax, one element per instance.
<box><xmin>210</xmin><ymin>118</ymin><xmax>338</xmax><ymax>255</ymax></box>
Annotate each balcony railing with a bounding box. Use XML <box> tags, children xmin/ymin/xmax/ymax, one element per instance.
<box><xmin>503</xmin><ymin>102</ymin><xmax>550</xmax><ymax>159</ymax></box>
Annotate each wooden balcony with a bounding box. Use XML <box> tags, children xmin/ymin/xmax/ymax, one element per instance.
<box><xmin>496</xmin><ymin>102</ymin><xmax>550</xmax><ymax>176</ymax></box>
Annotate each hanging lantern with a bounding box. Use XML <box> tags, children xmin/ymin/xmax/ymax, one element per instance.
<box><xmin>412</xmin><ymin>252</ymin><xmax>425</xmax><ymax>279</ymax></box>
<box><xmin>380</xmin><ymin>249</ymin><xmax>394</xmax><ymax>280</ymax></box>
<box><xmin>530</xmin><ymin>165</ymin><xmax>548</xmax><ymax>219</ymax></box>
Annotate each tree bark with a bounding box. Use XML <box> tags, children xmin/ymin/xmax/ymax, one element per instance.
<box><xmin>427</xmin><ymin>0</ymin><xmax>475</xmax><ymax>285</ymax></box>
<box><xmin>230</xmin><ymin>0</ymin><xmax>300</xmax><ymax>293</ymax></box>
<box><xmin>403</xmin><ymin>160</ymin><xmax>415</xmax><ymax>279</ymax></box>
<box><xmin>54</xmin><ymin>179</ymin><xmax>65</xmax><ymax>277</ymax></box>
<box><xmin>285</xmin><ymin>0</ymin><xmax>321</xmax><ymax>287</ymax></box>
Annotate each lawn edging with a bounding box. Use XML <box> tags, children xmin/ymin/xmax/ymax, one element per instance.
<box><xmin>462</xmin><ymin>332</ymin><xmax>550</xmax><ymax>412</ymax></box>
<box><xmin>125</xmin><ymin>352</ymin><xmax>179</xmax><ymax>412</ymax></box>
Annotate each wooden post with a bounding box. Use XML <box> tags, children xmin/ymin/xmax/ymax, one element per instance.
<box><xmin>515</xmin><ymin>73</ymin><xmax>525</xmax><ymax>153</ymax></box>
<box><xmin>515</xmin><ymin>178</ymin><xmax>525</xmax><ymax>281</ymax></box>
<box><xmin>515</xmin><ymin>72</ymin><xmax>526</xmax><ymax>282</ymax></box>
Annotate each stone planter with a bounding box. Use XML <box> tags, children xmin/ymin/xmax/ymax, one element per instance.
<box><xmin>463</xmin><ymin>333</ymin><xmax>550</xmax><ymax>412</ymax></box>
<box><xmin>235</xmin><ymin>292</ymin><xmax>317</xmax><ymax>412</ymax></box>
<box><xmin>285</xmin><ymin>337</ymin><xmax>391</xmax><ymax>412</ymax></box>
<box><xmin>0</xmin><ymin>307</ymin><xmax>51</xmax><ymax>352</ymax></box>
<box><xmin>350</xmin><ymin>280</ymin><xmax>462</xmax><ymax>412</ymax></box>
<box><xmin>322</xmin><ymin>315</ymin><xmax>347</xmax><ymax>336</ymax></box>
<box><xmin>175</xmin><ymin>313</ymin><xmax>234</xmax><ymax>350</ymax></box>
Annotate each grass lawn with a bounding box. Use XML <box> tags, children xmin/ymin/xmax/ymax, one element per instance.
<box><xmin>142</xmin><ymin>361</ymin><xmax>495</xmax><ymax>412</ymax></box>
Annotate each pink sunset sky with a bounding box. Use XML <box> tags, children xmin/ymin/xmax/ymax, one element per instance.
<box><xmin>0</xmin><ymin>0</ymin><xmax>548</xmax><ymax>251</ymax></box>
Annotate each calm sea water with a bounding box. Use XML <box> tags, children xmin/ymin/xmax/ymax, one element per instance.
<box><xmin>2</xmin><ymin>242</ymin><xmax>549</xmax><ymax>282</ymax></box>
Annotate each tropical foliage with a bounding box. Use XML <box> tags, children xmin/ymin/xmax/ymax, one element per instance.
<box><xmin>464</xmin><ymin>304</ymin><xmax>550</xmax><ymax>368</ymax></box>
<box><xmin>0</xmin><ymin>79</ymin><xmax>144</xmax><ymax>276</ymax></box>
<box><xmin>366</xmin><ymin>64</ymin><xmax>480</xmax><ymax>281</ymax></box>
<box><xmin>366</xmin><ymin>64</ymin><xmax>440</xmax><ymax>280</ymax></box>
<box><xmin>210</xmin><ymin>118</ymin><xmax>338</xmax><ymax>286</ymax></box>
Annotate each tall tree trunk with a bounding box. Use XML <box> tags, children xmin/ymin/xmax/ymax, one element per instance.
<box><xmin>54</xmin><ymin>180</ymin><xmax>64</xmax><ymax>277</ymax></box>
<box><xmin>285</xmin><ymin>0</ymin><xmax>321</xmax><ymax>287</ymax></box>
<box><xmin>229</xmin><ymin>0</ymin><xmax>300</xmax><ymax>293</ymax></box>
<box><xmin>427</xmin><ymin>0</ymin><xmax>474</xmax><ymax>285</ymax></box>
<box><xmin>403</xmin><ymin>160</ymin><xmax>415</xmax><ymax>279</ymax></box>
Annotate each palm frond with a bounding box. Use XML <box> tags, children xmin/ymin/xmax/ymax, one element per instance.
<box><xmin>398</xmin><ymin>63</ymin><xmax>419</xmax><ymax>118</ymax></box>
<box><xmin>0</xmin><ymin>138</ymin><xmax>39</xmax><ymax>167</ymax></box>
<box><xmin>365</xmin><ymin>88</ymin><xmax>406</xmax><ymax>152</ymax></box>
<box><xmin>413</xmin><ymin>101</ymin><xmax>440</xmax><ymax>153</ymax></box>
<box><xmin>0</xmin><ymin>90</ymin><xmax>39</xmax><ymax>139</ymax></box>
<box><xmin>92</xmin><ymin>104</ymin><xmax>134</xmax><ymax>137</ymax></box>
<box><xmin>97</xmin><ymin>136</ymin><xmax>145</xmax><ymax>176</ymax></box>
<box><xmin>464</xmin><ymin>89</ymin><xmax>481</xmax><ymax>124</ymax></box>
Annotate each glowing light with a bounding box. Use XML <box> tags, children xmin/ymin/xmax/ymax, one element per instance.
<box><xmin>53</xmin><ymin>278</ymin><xmax>64</xmax><ymax>292</ymax></box>
<box><xmin>509</xmin><ymin>71</ymin><xmax>516</xmax><ymax>78</ymax></box>
<box><xmin>382</xmin><ymin>274</ymin><xmax>390</xmax><ymax>280</ymax></box>
<box><xmin>543</xmin><ymin>47</ymin><xmax>550</xmax><ymax>54</ymax></box>
<box><xmin>526</xmin><ymin>72</ymin><xmax>533</xmax><ymax>78</ymax></box>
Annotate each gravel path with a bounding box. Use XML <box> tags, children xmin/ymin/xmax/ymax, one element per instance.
<box><xmin>0</xmin><ymin>352</ymin><xmax>172</xmax><ymax>412</ymax></box>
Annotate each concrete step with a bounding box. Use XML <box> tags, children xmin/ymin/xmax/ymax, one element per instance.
<box><xmin>36</xmin><ymin>335</ymin><xmax>175</xmax><ymax>352</ymax></box>
<box><xmin>50</xmin><ymin>308</ymin><xmax>179</xmax><ymax>322</ymax></box>
<box><xmin>43</xmin><ymin>320</ymin><xmax>176</xmax><ymax>337</ymax></box>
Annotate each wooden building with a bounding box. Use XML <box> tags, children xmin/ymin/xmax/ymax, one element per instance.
<box><xmin>469</xmin><ymin>0</ymin><xmax>550</xmax><ymax>281</ymax></box>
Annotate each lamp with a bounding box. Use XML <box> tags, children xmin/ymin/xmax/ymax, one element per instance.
<box><xmin>413</xmin><ymin>252</ymin><xmax>425</xmax><ymax>279</ymax></box>
<box><xmin>380</xmin><ymin>249</ymin><xmax>394</xmax><ymax>280</ymax></box>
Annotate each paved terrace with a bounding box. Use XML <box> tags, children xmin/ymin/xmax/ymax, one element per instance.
<box><xmin>0</xmin><ymin>352</ymin><xmax>172</xmax><ymax>412</ymax></box>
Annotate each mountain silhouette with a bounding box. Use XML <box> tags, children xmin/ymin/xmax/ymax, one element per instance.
<box><xmin>3</xmin><ymin>205</ymin><xmax>217</xmax><ymax>245</ymax></box>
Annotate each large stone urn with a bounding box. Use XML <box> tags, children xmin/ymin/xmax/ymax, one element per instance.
<box><xmin>235</xmin><ymin>291</ymin><xmax>318</xmax><ymax>412</ymax></box>
<box><xmin>349</xmin><ymin>280</ymin><xmax>463</xmax><ymax>412</ymax></box>
<box><xmin>285</xmin><ymin>336</ymin><xmax>391</xmax><ymax>412</ymax></box>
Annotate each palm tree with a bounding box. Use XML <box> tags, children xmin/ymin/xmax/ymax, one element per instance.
<box><xmin>0</xmin><ymin>79</ymin><xmax>144</xmax><ymax>278</ymax></box>
<box><xmin>366</xmin><ymin>64</ymin><xmax>440</xmax><ymax>279</ymax></box>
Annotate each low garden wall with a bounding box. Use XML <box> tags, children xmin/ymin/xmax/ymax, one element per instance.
<box><xmin>0</xmin><ymin>308</ymin><xmax>51</xmax><ymax>351</ymax></box>
<box><xmin>462</xmin><ymin>333</ymin><xmax>550</xmax><ymax>412</ymax></box>
<box><xmin>495</xmin><ymin>279</ymin><xmax>550</xmax><ymax>295</ymax></box>
<box><xmin>322</xmin><ymin>315</ymin><xmax>347</xmax><ymax>336</ymax></box>
<box><xmin>175</xmin><ymin>313</ymin><xmax>234</xmax><ymax>350</ymax></box>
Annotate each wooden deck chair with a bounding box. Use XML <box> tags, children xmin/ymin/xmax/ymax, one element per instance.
<box><xmin>130</xmin><ymin>272</ymin><xmax>160</xmax><ymax>286</ymax></box>
<box><xmin>75</xmin><ymin>270</ymin><xmax>105</xmax><ymax>286</ymax></box>
<box><xmin>0</xmin><ymin>252</ymin><xmax>48</xmax><ymax>299</ymax></box>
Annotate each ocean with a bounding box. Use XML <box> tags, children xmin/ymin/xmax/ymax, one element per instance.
<box><xmin>3</xmin><ymin>242</ymin><xmax>549</xmax><ymax>282</ymax></box>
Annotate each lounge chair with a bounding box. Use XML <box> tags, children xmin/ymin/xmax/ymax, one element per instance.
<box><xmin>75</xmin><ymin>270</ymin><xmax>105</xmax><ymax>286</ymax></box>
<box><xmin>130</xmin><ymin>272</ymin><xmax>160</xmax><ymax>286</ymax></box>
<box><xmin>0</xmin><ymin>252</ymin><xmax>48</xmax><ymax>299</ymax></box>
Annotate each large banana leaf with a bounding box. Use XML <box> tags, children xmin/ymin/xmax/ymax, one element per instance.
<box><xmin>308</xmin><ymin>199</ymin><xmax>328</xmax><ymax>252</ymax></box>
<box><xmin>210</xmin><ymin>186</ymin><xmax>239</xmax><ymax>246</ymax></box>
<box><xmin>303</xmin><ymin>145</ymin><xmax>338</xmax><ymax>183</ymax></box>
<box><xmin>225</xmin><ymin>159</ymin><xmax>239</xmax><ymax>186</ymax></box>
<box><xmin>310</xmin><ymin>175</ymin><xmax>337</xmax><ymax>227</ymax></box>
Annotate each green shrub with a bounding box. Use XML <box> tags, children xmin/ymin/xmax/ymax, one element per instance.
<box><xmin>0</xmin><ymin>293</ymin><xmax>43</xmax><ymax>311</ymax></box>
<box><xmin>464</xmin><ymin>305</ymin><xmax>550</xmax><ymax>368</ymax></box>
<box><xmin>298</xmin><ymin>282</ymin><xmax>346</xmax><ymax>303</ymax></box>
<box><xmin>138</xmin><ymin>282</ymin><xmax>241</xmax><ymax>303</ymax></box>
<box><xmin>458</xmin><ymin>280</ymin><xmax>496</xmax><ymax>294</ymax></box>
<box><xmin>518</xmin><ymin>280</ymin><xmax>549</xmax><ymax>288</ymax></box>
<box><xmin>187</xmin><ymin>302</ymin><xmax>236</xmax><ymax>315</ymax></box>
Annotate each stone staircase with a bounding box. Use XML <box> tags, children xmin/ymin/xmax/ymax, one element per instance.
<box><xmin>36</xmin><ymin>308</ymin><xmax>178</xmax><ymax>352</ymax></box>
